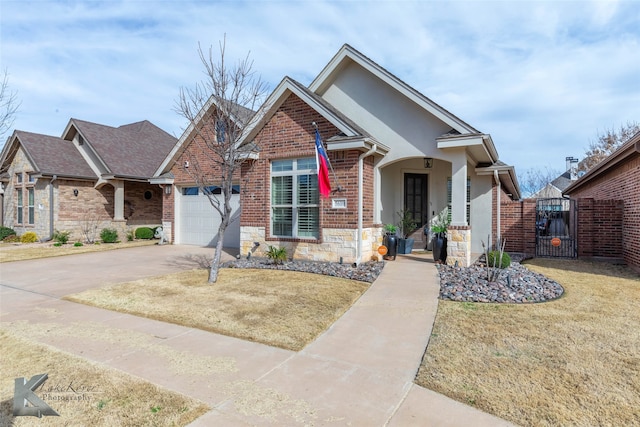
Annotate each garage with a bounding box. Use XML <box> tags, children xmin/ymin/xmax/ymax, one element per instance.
<box><xmin>177</xmin><ymin>185</ymin><xmax>241</xmax><ymax>247</ymax></box>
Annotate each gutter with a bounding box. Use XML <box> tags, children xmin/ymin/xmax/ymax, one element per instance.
<box><xmin>494</xmin><ymin>170</ymin><xmax>501</xmax><ymax>246</ymax></box>
<box><xmin>356</xmin><ymin>144</ymin><xmax>377</xmax><ymax>265</ymax></box>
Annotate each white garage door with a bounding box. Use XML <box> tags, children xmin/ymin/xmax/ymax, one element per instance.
<box><xmin>178</xmin><ymin>186</ymin><xmax>241</xmax><ymax>247</ymax></box>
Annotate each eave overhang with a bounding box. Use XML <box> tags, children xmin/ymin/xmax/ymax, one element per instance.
<box><xmin>475</xmin><ymin>163</ymin><xmax>522</xmax><ymax>200</ymax></box>
<box><xmin>437</xmin><ymin>133</ymin><xmax>498</xmax><ymax>164</ymax></box>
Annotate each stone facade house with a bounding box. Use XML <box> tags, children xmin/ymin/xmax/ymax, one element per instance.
<box><xmin>0</xmin><ymin>119</ymin><xmax>176</xmax><ymax>242</ymax></box>
<box><xmin>563</xmin><ymin>131</ymin><xmax>640</xmax><ymax>272</ymax></box>
<box><xmin>154</xmin><ymin>44</ymin><xmax>520</xmax><ymax>267</ymax></box>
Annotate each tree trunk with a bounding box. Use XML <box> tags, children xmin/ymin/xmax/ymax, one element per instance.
<box><xmin>208</xmin><ymin>229</ymin><xmax>225</xmax><ymax>283</ymax></box>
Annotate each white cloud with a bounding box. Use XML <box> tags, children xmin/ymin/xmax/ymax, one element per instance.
<box><xmin>1</xmin><ymin>0</ymin><xmax>639</xmax><ymax>174</ymax></box>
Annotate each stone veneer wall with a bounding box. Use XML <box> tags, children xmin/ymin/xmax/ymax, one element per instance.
<box><xmin>241</xmin><ymin>226</ymin><xmax>384</xmax><ymax>264</ymax></box>
<box><xmin>447</xmin><ymin>226</ymin><xmax>471</xmax><ymax>267</ymax></box>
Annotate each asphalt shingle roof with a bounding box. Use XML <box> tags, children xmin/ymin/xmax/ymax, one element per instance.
<box><xmin>16</xmin><ymin>131</ymin><xmax>96</xmax><ymax>178</ymax></box>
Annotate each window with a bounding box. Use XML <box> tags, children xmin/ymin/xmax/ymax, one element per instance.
<box><xmin>28</xmin><ymin>188</ymin><xmax>35</xmax><ymax>224</ymax></box>
<box><xmin>271</xmin><ymin>158</ymin><xmax>319</xmax><ymax>239</ymax></box>
<box><xmin>203</xmin><ymin>185</ymin><xmax>240</xmax><ymax>195</ymax></box>
<box><xmin>17</xmin><ymin>189</ymin><xmax>23</xmax><ymax>224</ymax></box>
<box><xmin>447</xmin><ymin>177</ymin><xmax>471</xmax><ymax>224</ymax></box>
<box><xmin>28</xmin><ymin>174</ymin><xmax>36</xmax><ymax>183</ymax></box>
<box><xmin>15</xmin><ymin>172</ymin><xmax>22</xmax><ymax>184</ymax></box>
<box><xmin>182</xmin><ymin>187</ymin><xmax>199</xmax><ymax>196</ymax></box>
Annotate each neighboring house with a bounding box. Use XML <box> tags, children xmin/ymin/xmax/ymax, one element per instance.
<box><xmin>531</xmin><ymin>157</ymin><xmax>579</xmax><ymax>198</ymax></box>
<box><xmin>153</xmin><ymin>44</ymin><xmax>520</xmax><ymax>266</ymax></box>
<box><xmin>563</xmin><ymin>131</ymin><xmax>640</xmax><ymax>272</ymax></box>
<box><xmin>0</xmin><ymin>119</ymin><xmax>176</xmax><ymax>242</ymax></box>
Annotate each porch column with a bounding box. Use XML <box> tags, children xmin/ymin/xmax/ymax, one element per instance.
<box><xmin>450</xmin><ymin>149</ymin><xmax>467</xmax><ymax>226</ymax></box>
<box><xmin>113</xmin><ymin>180</ymin><xmax>125</xmax><ymax>221</ymax></box>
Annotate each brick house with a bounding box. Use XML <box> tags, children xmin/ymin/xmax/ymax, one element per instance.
<box><xmin>563</xmin><ymin>131</ymin><xmax>640</xmax><ymax>272</ymax></box>
<box><xmin>0</xmin><ymin>119</ymin><xmax>176</xmax><ymax>242</ymax></box>
<box><xmin>153</xmin><ymin>44</ymin><xmax>520</xmax><ymax>267</ymax></box>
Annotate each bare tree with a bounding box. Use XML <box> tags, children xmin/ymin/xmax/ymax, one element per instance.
<box><xmin>175</xmin><ymin>38</ymin><xmax>268</xmax><ymax>283</ymax></box>
<box><xmin>0</xmin><ymin>68</ymin><xmax>21</xmax><ymax>140</ymax></box>
<box><xmin>578</xmin><ymin>121</ymin><xmax>640</xmax><ymax>173</ymax></box>
<box><xmin>517</xmin><ymin>166</ymin><xmax>561</xmax><ymax>198</ymax></box>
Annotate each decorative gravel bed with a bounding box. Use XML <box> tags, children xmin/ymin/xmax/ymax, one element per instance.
<box><xmin>437</xmin><ymin>257</ymin><xmax>565</xmax><ymax>303</ymax></box>
<box><xmin>222</xmin><ymin>258</ymin><xmax>385</xmax><ymax>283</ymax></box>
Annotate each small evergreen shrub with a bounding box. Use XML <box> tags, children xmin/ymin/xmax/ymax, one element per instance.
<box><xmin>0</xmin><ymin>226</ymin><xmax>16</xmax><ymax>241</ymax></box>
<box><xmin>53</xmin><ymin>230</ymin><xmax>70</xmax><ymax>245</ymax></box>
<box><xmin>487</xmin><ymin>250</ymin><xmax>511</xmax><ymax>269</ymax></box>
<box><xmin>53</xmin><ymin>242</ymin><xmax>63</xmax><ymax>247</ymax></box>
<box><xmin>135</xmin><ymin>227</ymin><xmax>154</xmax><ymax>240</ymax></box>
<box><xmin>265</xmin><ymin>245</ymin><xmax>287</xmax><ymax>265</ymax></box>
<box><xmin>126</xmin><ymin>230</ymin><xmax>134</xmax><ymax>242</ymax></box>
<box><xmin>20</xmin><ymin>231</ymin><xmax>38</xmax><ymax>243</ymax></box>
<box><xmin>100</xmin><ymin>228</ymin><xmax>118</xmax><ymax>243</ymax></box>
<box><xmin>74</xmin><ymin>242</ymin><xmax>83</xmax><ymax>247</ymax></box>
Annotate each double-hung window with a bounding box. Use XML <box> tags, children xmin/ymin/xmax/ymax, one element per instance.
<box><xmin>271</xmin><ymin>158</ymin><xmax>319</xmax><ymax>239</ymax></box>
<box><xmin>17</xmin><ymin>189</ymin><xmax>23</xmax><ymax>224</ymax></box>
<box><xmin>28</xmin><ymin>188</ymin><xmax>35</xmax><ymax>225</ymax></box>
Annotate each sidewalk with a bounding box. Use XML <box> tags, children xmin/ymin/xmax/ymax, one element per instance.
<box><xmin>0</xmin><ymin>246</ymin><xmax>516</xmax><ymax>426</ymax></box>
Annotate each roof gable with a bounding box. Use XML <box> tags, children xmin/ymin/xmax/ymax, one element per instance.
<box><xmin>66</xmin><ymin>119</ymin><xmax>177</xmax><ymax>178</ymax></box>
<box><xmin>309</xmin><ymin>44</ymin><xmax>480</xmax><ymax>135</ymax></box>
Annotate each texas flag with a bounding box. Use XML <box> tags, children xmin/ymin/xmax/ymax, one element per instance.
<box><xmin>315</xmin><ymin>129</ymin><xmax>331</xmax><ymax>198</ymax></box>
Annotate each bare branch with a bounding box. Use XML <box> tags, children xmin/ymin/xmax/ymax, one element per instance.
<box><xmin>0</xmin><ymin>68</ymin><xmax>21</xmax><ymax>140</ymax></box>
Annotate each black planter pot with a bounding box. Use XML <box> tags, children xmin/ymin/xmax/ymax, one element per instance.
<box><xmin>432</xmin><ymin>233</ymin><xmax>447</xmax><ymax>264</ymax></box>
<box><xmin>383</xmin><ymin>233</ymin><xmax>398</xmax><ymax>260</ymax></box>
<box><xmin>398</xmin><ymin>238</ymin><xmax>415</xmax><ymax>254</ymax></box>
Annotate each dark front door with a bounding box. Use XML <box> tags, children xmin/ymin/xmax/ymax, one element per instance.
<box><xmin>404</xmin><ymin>173</ymin><xmax>428</xmax><ymax>234</ymax></box>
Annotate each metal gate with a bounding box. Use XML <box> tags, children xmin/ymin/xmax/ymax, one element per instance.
<box><xmin>535</xmin><ymin>198</ymin><xmax>577</xmax><ymax>258</ymax></box>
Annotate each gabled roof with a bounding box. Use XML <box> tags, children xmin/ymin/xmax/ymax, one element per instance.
<box><xmin>310</xmin><ymin>44</ymin><xmax>481</xmax><ymax>135</ymax></box>
<box><xmin>564</xmin><ymin>131</ymin><xmax>640</xmax><ymax>195</ymax></box>
<box><xmin>65</xmin><ymin>119</ymin><xmax>176</xmax><ymax>179</ymax></box>
<box><xmin>475</xmin><ymin>160</ymin><xmax>522</xmax><ymax>200</ymax></box>
<box><xmin>0</xmin><ymin>130</ymin><xmax>96</xmax><ymax>179</ymax></box>
<box><xmin>239</xmin><ymin>76</ymin><xmax>389</xmax><ymax>156</ymax></box>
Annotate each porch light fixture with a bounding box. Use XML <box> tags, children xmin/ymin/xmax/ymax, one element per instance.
<box><xmin>73</xmin><ymin>189</ymin><xmax>79</xmax><ymax>197</ymax></box>
<box><xmin>424</xmin><ymin>158</ymin><xmax>433</xmax><ymax>168</ymax></box>
<box><xmin>164</xmin><ymin>185</ymin><xmax>172</xmax><ymax>195</ymax></box>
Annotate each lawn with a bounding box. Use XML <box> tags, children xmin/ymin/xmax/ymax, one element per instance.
<box><xmin>0</xmin><ymin>329</ymin><xmax>209</xmax><ymax>427</ymax></box>
<box><xmin>0</xmin><ymin>240</ymin><xmax>156</xmax><ymax>263</ymax></box>
<box><xmin>416</xmin><ymin>258</ymin><xmax>640</xmax><ymax>427</ymax></box>
<box><xmin>65</xmin><ymin>268</ymin><xmax>369</xmax><ymax>351</ymax></box>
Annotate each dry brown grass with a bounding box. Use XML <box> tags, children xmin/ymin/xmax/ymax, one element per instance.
<box><xmin>0</xmin><ymin>240</ymin><xmax>156</xmax><ymax>263</ymax></box>
<box><xmin>65</xmin><ymin>268</ymin><xmax>369</xmax><ymax>351</ymax></box>
<box><xmin>0</xmin><ymin>329</ymin><xmax>209</xmax><ymax>427</ymax></box>
<box><xmin>416</xmin><ymin>258</ymin><xmax>640</xmax><ymax>427</ymax></box>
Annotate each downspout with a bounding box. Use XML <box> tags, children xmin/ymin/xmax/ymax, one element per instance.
<box><xmin>47</xmin><ymin>175</ymin><xmax>58</xmax><ymax>241</ymax></box>
<box><xmin>494</xmin><ymin>170</ymin><xmax>501</xmax><ymax>247</ymax></box>
<box><xmin>356</xmin><ymin>144</ymin><xmax>377</xmax><ymax>266</ymax></box>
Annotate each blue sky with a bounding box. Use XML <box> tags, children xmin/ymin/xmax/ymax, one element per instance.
<box><xmin>1</xmin><ymin>0</ymin><xmax>639</xmax><ymax>174</ymax></box>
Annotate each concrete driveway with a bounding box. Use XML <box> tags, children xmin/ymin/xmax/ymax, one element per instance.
<box><xmin>0</xmin><ymin>245</ymin><xmax>515</xmax><ymax>426</ymax></box>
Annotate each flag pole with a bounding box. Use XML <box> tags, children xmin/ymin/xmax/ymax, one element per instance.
<box><xmin>312</xmin><ymin>122</ymin><xmax>343</xmax><ymax>193</ymax></box>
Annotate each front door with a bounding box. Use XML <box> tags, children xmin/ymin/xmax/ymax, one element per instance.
<box><xmin>404</xmin><ymin>173</ymin><xmax>428</xmax><ymax>246</ymax></box>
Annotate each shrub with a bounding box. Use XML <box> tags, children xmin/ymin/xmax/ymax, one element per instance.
<box><xmin>487</xmin><ymin>250</ymin><xmax>511</xmax><ymax>269</ymax></box>
<box><xmin>52</xmin><ymin>230</ymin><xmax>70</xmax><ymax>245</ymax></box>
<box><xmin>20</xmin><ymin>231</ymin><xmax>38</xmax><ymax>243</ymax></box>
<box><xmin>100</xmin><ymin>228</ymin><xmax>118</xmax><ymax>243</ymax></box>
<box><xmin>53</xmin><ymin>242</ymin><xmax>62</xmax><ymax>247</ymax></box>
<box><xmin>265</xmin><ymin>245</ymin><xmax>287</xmax><ymax>265</ymax></box>
<box><xmin>126</xmin><ymin>230</ymin><xmax>134</xmax><ymax>242</ymax></box>
<box><xmin>3</xmin><ymin>234</ymin><xmax>20</xmax><ymax>243</ymax></box>
<box><xmin>135</xmin><ymin>227</ymin><xmax>154</xmax><ymax>240</ymax></box>
<box><xmin>0</xmin><ymin>226</ymin><xmax>16</xmax><ymax>241</ymax></box>
<box><xmin>74</xmin><ymin>242</ymin><xmax>83</xmax><ymax>247</ymax></box>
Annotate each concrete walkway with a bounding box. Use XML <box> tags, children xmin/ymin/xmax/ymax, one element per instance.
<box><xmin>0</xmin><ymin>245</ymin><xmax>515</xmax><ymax>426</ymax></box>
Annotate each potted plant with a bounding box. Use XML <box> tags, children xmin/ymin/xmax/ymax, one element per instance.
<box><xmin>383</xmin><ymin>224</ymin><xmax>398</xmax><ymax>260</ymax></box>
<box><xmin>397</xmin><ymin>210</ymin><xmax>418</xmax><ymax>254</ymax></box>
<box><xmin>430</xmin><ymin>207</ymin><xmax>450</xmax><ymax>263</ymax></box>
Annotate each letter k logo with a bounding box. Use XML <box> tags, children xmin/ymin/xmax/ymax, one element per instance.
<box><xmin>13</xmin><ymin>374</ymin><xmax>59</xmax><ymax>417</ymax></box>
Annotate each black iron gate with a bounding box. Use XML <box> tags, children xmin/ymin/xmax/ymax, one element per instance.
<box><xmin>535</xmin><ymin>198</ymin><xmax>577</xmax><ymax>258</ymax></box>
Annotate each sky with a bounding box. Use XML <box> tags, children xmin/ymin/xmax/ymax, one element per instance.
<box><xmin>1</xmin><ymin>0</ymin><xmax>639</xmax><ymax>175</ymax></box>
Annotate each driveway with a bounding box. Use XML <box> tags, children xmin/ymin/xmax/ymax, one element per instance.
<box><xmin>0</xmin><ymin>245</ymin><xmax>515</xmax><ymax>426</ymax></box>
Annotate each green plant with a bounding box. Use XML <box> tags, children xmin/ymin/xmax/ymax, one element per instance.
<box><xmin>397</xmin><ymin>209</ymin><xmax>417</xmax><ymax>238</ymax></box>
<box><xmin>487</xmin><ymin>250</ymin><xmax>511</xmax><ymax>269</ymax></box>
<box><xmin>20</xmin><ymin>231</ymin><xmax>38</xmax><ymax>243</ymax></box>
<box><xmin>135</xmin><ymin>227</ymin><xmax>154</xmax><ymax>239</ymax></box>
<box><xmin>0</xmin><ymin>226</ymin><xmax>16</xmax><ymax>241</ymax></box>
<box><xmin>74</xmin><ymin>242</ymin><xmax>84</xmax><ymax>247</ymax></box>
<box><xmin>100</xmin><ymin>228</ymin><xmax>118</xmax><ymax>243</ymax></box>
<box><xmin>53</xmin><ymin>242</ymin><xmax>62</xmax><ymax>247</ymax></box>
<box><xmin>265</xmin><ymin>245</ymin><xmax>287</xmax><ymax>264</ymax></box>
<box><xmin>52</xmin><ymin>230</ymin><xmax>70</xmax><ymax>244</ymax></box>
<box><xmin>430</xmin><ymin>207</ymin><xmax>450</xmax><ymax>234</ymax></box>
<box><xmin>383</xmin><ymin>224</ymin><xmax>397</xmax><ymax>234</ymax></box>
<box><xmin>3</xmin><ymin>234</ymin><xmax>20</xmax><ymax>243</ymax></box>
<box><xmin>150</xmin><ymin>405</ymin><xmax>162</xmax><ymax>413</ymax></box>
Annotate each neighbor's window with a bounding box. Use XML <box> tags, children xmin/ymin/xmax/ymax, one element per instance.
<box><xmin>271</xmin><ymin>158</ymin><xmax>319</xmax><ymax>239</ymax></box>
<box><xmin>447</xmin><ymin>177</ymin><xmax>471</xmax><ymax>225</ymax></box>
<box><xmin>28</xmin><ymin>188</ymin><xmax>35</xmax><ymax>225</ymax></box>
<box><xmin>15</xmin><ymin>172</ymin><xmax>22</xmax><ymax>184</ymax></box>
<box><xmin>16</xmin><ymin>189</ymin><xmax>23</xmax><ymax>224</ymax></box>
